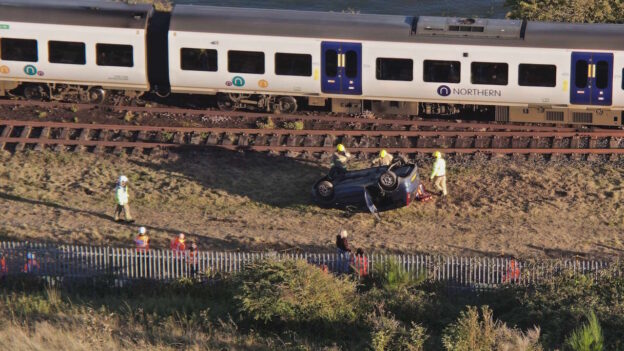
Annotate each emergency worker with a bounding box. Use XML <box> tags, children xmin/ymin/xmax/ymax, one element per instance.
<box><xmin>371</xmin><ymin>149</ymin><xmax>394</xmax><ymax>167</ymax></box>
<box><xmin>430</xmin><ymin>151</ymin><xmax>447</xmax><ymax>196</ymax></box>
<box><xmin>114</xmin><ymin>175</ymin><xmax>134</xmax><ymax>222</ymax></box>
<box><xmin>171</xmin><ymin>233</ymin><xmax>186</xmax><ymax>252</ymax></box>
<box><xmin>22</xmin><ymin>252</ymin><xmax>39</xmax><ymax>273</ymax></box>
<box><xmin>329</xmin><ymin>144</ymin><xmax>352</xmax><ymax>179</ymax></box>
<box><xmin>188</xmin><ymin>242</ymin><xmax>199</xmax><ymax>277</ymax></box>
<box><xmin>350</xmin><ymin>248</ymin><xmax>369</xmax><ymax>277</ymax></box>
<box><xmin>135</xmin><ymin>227</ymin><xmax>149</xmax><ymax>252</ymax></box>
<box><xmin>336</xmin><ymin>229</ymin><xmax>352</xmax><ymax>273</ymax></box>
<box><xmin>0</xmin><ymin>252</ymin><xmax>7</xmax><ymax>276</ymax></box>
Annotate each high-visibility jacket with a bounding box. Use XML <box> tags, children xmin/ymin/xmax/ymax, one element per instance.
<box><xmin>135</xmin><ymin>234</ymin><xmax>149</xmax><ymax>251</ymax></box>
<box><xmin>350</xmin><ymin>255</ymin><xmax>369</xmax><ymax>277</ymax></box>
<box><xmin>503</xmin><ymin>260</ymin><xmax>521</xmax><ymax>283</ymax></box>
<box><xmin>431</xmin><ymin>158</ymin><xmax>446</xmax><ymax>178</ymax></box>
<box><xmin>188</xmin><ymin>250</ymin><xmax>198</xmax><ymax>266</ymax></box>
<box><xmin>22</xmin><ymin>259</ymin><xmax>39</xmax><ymax>273</ymax></box>
<box><xmin>171</xmin><ymin>238</ymin><xmax>186</xmax><ymax>252</ymax></box>
<box><xmin>0</xmin><ymin>257</ymin><xmax>7</xmax><ymax>275</ymax></box>
<box><xmin>372</xmin><ymin>154</ymin><xmax>393</xmax><ymax>167</ymax></box>
<box><xmin>115</xmin><ymin>185</ymin><xmax>129</xmax><ymax>206</ymax></box>
<box><xmin>331</xmin><ymin>151</ymin><xmax>351</xmax><ymax>169</ymax></box>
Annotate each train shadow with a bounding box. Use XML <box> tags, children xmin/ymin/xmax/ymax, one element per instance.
<box><xmin>131</xmin><ymin>146</ymin><xmax>329</xmax><ymax>208</ymax></box>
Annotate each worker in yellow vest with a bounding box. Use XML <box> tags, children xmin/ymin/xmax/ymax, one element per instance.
<box><xmin>430</xmin><ymin>151</ymin><xmax>447</xmax><ymax>196</ymax></box>
<box><xmin>371</xmin><ymin>149</ymin><xmax>394</xmax><ymax>167</ymax></box>
<box><xmin>114</xmin><ymin>175</ymin><xmax>134</xmax><ymax>222</ymax></box>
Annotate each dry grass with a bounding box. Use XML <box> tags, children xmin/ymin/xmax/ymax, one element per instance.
<box><xmin>1</xmin><ymin>149</ymin><xmax>623</xmax><ymax>258</ymax></box>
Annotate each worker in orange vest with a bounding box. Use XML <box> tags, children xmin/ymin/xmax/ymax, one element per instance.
<box><xmin>350</xmin><ymin>248</ymin><xmax>369</xmax><ymax>277</ymax></box>
<box><xmin>22</xmin><ymin>252</ymin><xmax>39</xmax><ymax>273</ymax></box>
<box><xmin>503</xmin><ymin>258</ymin><xmax>521</xmax><ymax>283</ymax></box>
<box><xmin>0</xmin><ymin>252</ymin><xmax>7</xmax><ymax>276</ymax></box>
<box><xmin>188</xmin><ymin>242</ymin><xmax>198</xmax><ymax>277</ymax></box>
<box><xmin>135</xmin><ymin>227</ymin><xmax>150</xmax><ymax>252</ymax></box>
<box><xmin>171</xmin><ymin>233</ymin><xmax>186</xmax><ymax>253</ymax></box>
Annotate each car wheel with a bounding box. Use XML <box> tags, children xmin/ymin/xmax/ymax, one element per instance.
<box><xmin>315</xmin><ymin>180</ymin><xmax>334</xmax><ymax>200</ymax></box>
<box><xmin>378</xmin><ymin>171</ymin><xmax>398</xmax><ymax>191</ymax></box>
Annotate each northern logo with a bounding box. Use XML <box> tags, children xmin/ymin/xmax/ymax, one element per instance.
<box><xmin>437</xmin><ymin>85</ymin><xmax>451</xmax><ymax>97</ymax></box>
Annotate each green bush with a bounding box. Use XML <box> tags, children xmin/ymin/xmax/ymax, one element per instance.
<box><xmin>234</xmin><ymin>259</ymin><xmax>358</xmax><ymax>324</ymax></box>
<box><xmin>370</xmin><ymin>258</ymin><xmax>425</xmax><ymax>292</ymax></box>
<box><xmin>566</xmin><ymin>312</ymin><xmax>604</xmax><ymax>351</ymax></box>
<box><xmin>255</xmin><ymin>117</ymin><xmax>275</xmax><ymax>129</ymax></box>
<box><xmin>442</xmin><ymin>306</ymin><xmax>542</xmax><ymax>351</ymax></box>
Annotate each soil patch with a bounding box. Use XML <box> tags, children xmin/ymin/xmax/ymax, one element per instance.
<box><xmin>1</xmin><ymin>149</ymin><xmax>623</xmax><ymax>259</ymax></box>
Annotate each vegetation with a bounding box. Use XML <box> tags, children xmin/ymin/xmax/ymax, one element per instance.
<box><xmin>565</xmin><ymin>312</ymin><xmax>604</xmax><ymax>351</ymax></box>
<box><xmin>506</xmin><ymin>0</ymin><xmax>624</xmax><ymax>23</ymax></box>
<box><xmin>2</xmin><ymin>259</ymin><xmax>624</xmax><ymax>350</ymax></box>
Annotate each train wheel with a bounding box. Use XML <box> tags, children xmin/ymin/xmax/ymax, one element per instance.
<box><xmin>23</xmin><ymin>85</ymin><xmax>48</xmax><ymax>101</ymax></box>
<box><xmin>275</xmin><ymin>96</ymin><xmax>297</xmax><ymax>114</ymax></box>
<box><xmin>88</xmin><ymin>87</ymin><xmax>106</xmax><ymax>104</ymax></box>
<box><xmin>217</xmin><ymin>94</ymin><xmax>237</xmax><ymax>111</ymax></box>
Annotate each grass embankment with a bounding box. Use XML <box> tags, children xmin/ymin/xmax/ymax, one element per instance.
<box><xmin>1</xmin><ymin>150</ymin><xmax>624</xmax><ymax>258</ymax></box>
<box><xmin>1</xmin><ymin>259</ymin><xmax>622</xmax><ymax>350</ymax></box>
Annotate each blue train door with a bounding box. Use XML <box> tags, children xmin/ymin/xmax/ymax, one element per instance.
<box><xmin>570</xmin><ymin>52</ymin><xmax>613</xmax><ymax>106</ymax></box>
<box><xmin>321</xmin><ymin>42</ymin><xmax>362</xmax><ymax>95</ymax></box>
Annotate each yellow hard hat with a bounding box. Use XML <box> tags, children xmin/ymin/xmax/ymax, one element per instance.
<box><xmin>337</xmin><ymin>144</ymin><xmax>345</xmax><ymax>152</ymax></box>
<box><xmin>380</xmin><ymin>149</ymin><xmax>387</xmax><ymax>158</ymax></box>
<box><xmin>433</xmin><ymin>151</ymin><xmax>442</xmax><ymax>158</ymax></box>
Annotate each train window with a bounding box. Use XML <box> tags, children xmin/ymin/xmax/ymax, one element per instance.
<box><xmin>275</xmin><ymin>53</ymin><xmax>312</xmax><ymax>76</ymax></box>
<box><xmin>575</xmin><ymin>60</ymin><xmax>588</xmax><ymax>88</ymax></box>
<box><xmin>96</xmin><ymin>44</ymin><xmax>133</xmax><ymax>67</ymax></box>
<box><xmin>471</xmin><ymin>62</ymin><xmax>508</xmax><ymax>85</ymax></box>
<box><xmin>228</xmin><ymin>50</ymin><xmax>264</xmax><ymax>74</ymax></box>
<box><xmin>181</xmin><ymin>48</ymin><xmax>217</xmax><ymax>72</ymax></box>
<box><xmin>325</xmin><ymin>50</ymin><xmax>338</xmax><ymax>77</ymax></box>
<box><xmin>423</xmin><ymin>60</ymin><xmax>460</xmax><ymax>83</ymax></box>
<box><xmin>345</xmin><ymin>50</ymin><xmax>358</xmax><ymax>78</ymax></box>
<box><xmin>48</xmin><ymin>41</ymin><xmax>85</xmax><ymax>65</ymax></box>
<box><xmin>518</xmin><ymin>64</ymin><xmax>556</xmax><ymax>87</ymax></box>
<box><xmin>595</xmin><ymin>61</ymin><xmax>609</xmax><ymax>89</ymax></box>
<box><xmin>0</xmin><ymin>38</ymin><xmax>37</xmax><ymax>62</ymax></box>
<box><xmin>376</xmin><ymin>58</ymin><xmax>413</xmax><ymax>81</ymax></box>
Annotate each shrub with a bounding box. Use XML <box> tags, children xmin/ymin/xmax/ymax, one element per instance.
<box><xmin>282</xmin><ymin>120</ymin><xmax>305</xmax><ymax>130</ymax></box>
<box><xmin>370</xmin><ymin>258</ymin><xmax>425</xmax><ymax>292</ymax></box>
<box><xmin>565</xmin><ymin>312</ymin><xmax>604</xmax><ymax>351</ymax></box>
<box><xmin>442</xmin><ymin>306</ymin><xmax>542</xmax><ymax>351</ymax></box>
<box><xmin>234</xmin><ymin>259</ymin><xmax>358</xmax><ymax>325</ymax></box>
<box><xmin>505</xmin><ymin>0</ymin><xmax>624</xmax><ymax>23</ymax></box>
<box><xmin>255</xmin><ymin>117</ymin><xmax>275</xmax><ymax>129</ymax></box>
<box><xmin>368</xmin><ymin>305</ymin><xmax>428</xmax><ymax>351</ymax></box>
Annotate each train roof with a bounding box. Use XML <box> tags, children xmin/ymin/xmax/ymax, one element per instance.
<box><xmin>0</xmin><ymin>0</ymin><xmax>152</xmax><ymax>29</ymax></box>
<box><xmin>170</xmin><ymin>5</ymin><xmax>624</xmax><ymax>51</ymax></box>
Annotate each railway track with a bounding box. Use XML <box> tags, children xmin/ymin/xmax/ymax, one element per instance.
<box><xmin>0</xmin><ymin>98</ymin><xmax>590</xmax><ymax>132</ymax></box>
<box><xmin>2</xmin><ymin>119</ymin><xmax>624</xmax><ymax>160</ymax></box>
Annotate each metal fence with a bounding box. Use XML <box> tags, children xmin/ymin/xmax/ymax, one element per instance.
<box><xmin>0</xmin><ymin>241</ymin><xmax>616</xmax><ymax>290</ymax></box>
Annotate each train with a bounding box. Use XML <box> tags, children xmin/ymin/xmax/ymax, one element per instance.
<box><xmin>0</xmin><ymin>0</ymin><xmax>623</xmax><ymax>126</ymax></box>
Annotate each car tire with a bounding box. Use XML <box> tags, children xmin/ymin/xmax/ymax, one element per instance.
<box><xmin>315</xmin><ymin>180</ymin><xmax>334</xmax><ymax>200</ymax></box>
<box><xmin>378</xmin><ymin>171</ymin><xmax>398</xmax><ymax>191</ymax></box>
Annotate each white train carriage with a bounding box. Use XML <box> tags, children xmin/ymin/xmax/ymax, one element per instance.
<box><xmin>168</xmin><ymin>6</ymin><xmax>624</xmax><ymax>125</ymax></box>
<box><xmin>0</xmin><ymin>0</ymin><xmax>151</xmax><ymax>102</ymax></box>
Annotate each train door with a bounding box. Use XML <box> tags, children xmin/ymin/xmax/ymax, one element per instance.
<box><xmin>321</xmin><ymin>41</ymin><xmax>362</xmax><ymax>95</ymax></box>
<box><xmin>570</xmin><ymin>52</ymin><xmax>613</xmax><ymax>106</ymax></box>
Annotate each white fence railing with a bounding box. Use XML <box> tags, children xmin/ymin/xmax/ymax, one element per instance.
<box><xmin>0</xmin><ymin>241</ymin><xmax>616</xmax><ymax>290</ymax></box>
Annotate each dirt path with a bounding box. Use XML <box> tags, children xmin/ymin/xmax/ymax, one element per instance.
<box><xmin>1</xmin><ymin>149</ymin><xmax>623</xmax><ymax>259</ymax></box>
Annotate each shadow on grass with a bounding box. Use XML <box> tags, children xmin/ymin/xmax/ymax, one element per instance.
<box><xmin>131</xmin><ymin>147</ymin><xmax>328</xmax><ymax>208</ymax></box>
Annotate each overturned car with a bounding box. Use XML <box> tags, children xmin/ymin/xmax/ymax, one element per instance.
<box><xmin>312</xmin><ymin>157</ymin><xmax>429</xmax><ymax>214</ymax></box>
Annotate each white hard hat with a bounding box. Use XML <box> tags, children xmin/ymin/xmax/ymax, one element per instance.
<box><xmin>119</xmin><ymin>175</ymin><xmax>128</xmax><ymax>183</ymax></box>
<box><xmin>138</xmin><ymin>227</ymin><xmax>146</xmax><ymax>234</ymax></box>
